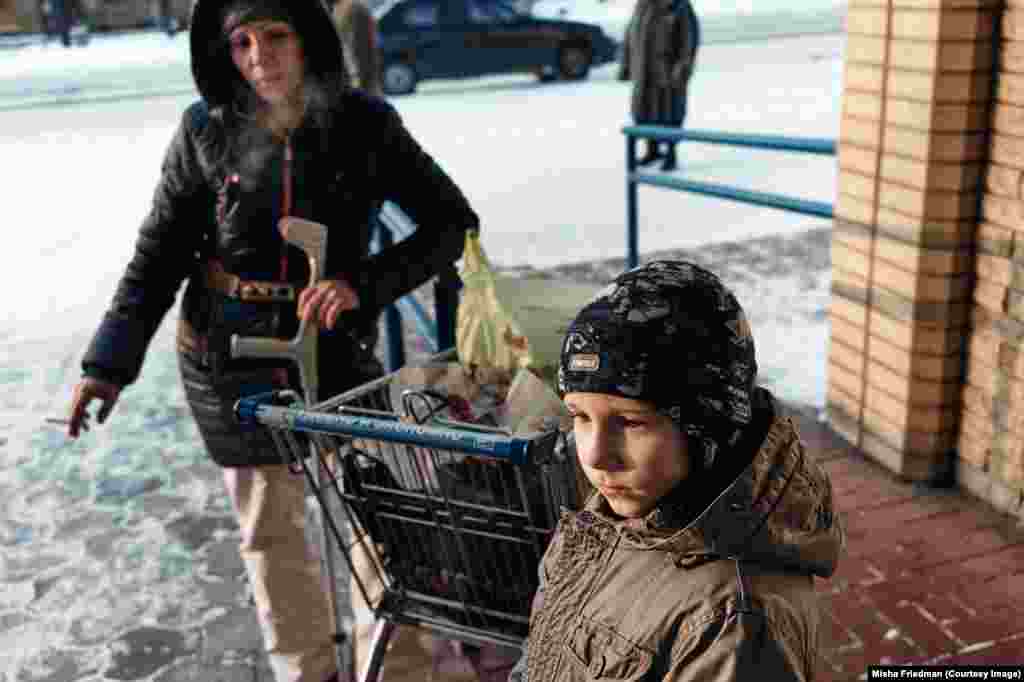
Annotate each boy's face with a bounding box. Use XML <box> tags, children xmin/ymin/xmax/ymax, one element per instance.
<box><xmin>565</xmin><ymin>392</ymin><xmax>690</xmax><ymax>519</ymax></box>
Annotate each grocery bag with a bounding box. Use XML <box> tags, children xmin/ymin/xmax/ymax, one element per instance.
<box><xmin>455</xmin><ymin>231</ymin><xmax>606</xmax><ymax>388</ymax></box>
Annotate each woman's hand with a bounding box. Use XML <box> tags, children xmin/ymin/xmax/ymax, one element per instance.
<box><xmin>297</xmin><ymin>278</ymin><xmax>360</xmax><ymax>330</ymax></box>
<box><xmin>68</xmin><ymin>377</ymin><xmax>122</xmax><ymax>439</ymax></box>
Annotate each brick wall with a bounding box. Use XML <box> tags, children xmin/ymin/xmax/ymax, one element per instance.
<box><xmin>830</xmin><ymin>0</ymin><xmax>996</xmax><ymax>483</ymax></box>
<box><xmin>831</xmin><ymin>0</ymin><xmax>1024</xmax><ymax>521</ymax></box>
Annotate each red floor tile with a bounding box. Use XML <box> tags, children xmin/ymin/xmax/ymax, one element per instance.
<box><xmin>932</xmin><ymin>635</ymin><xmax>1024</xmax><ymax>664</ymax></box>
<box><xmin>943</xmin><ymin>605</ymin><xmax>1024</xmax><ymax>650</ymax></box>
<box><xmin>842</xmin><ymin>513</ymin><xmax>1020</xmax><ymax>572</ymax></box>
<box><xmin>873</xmin><ymin>599</ymin><xmax>961</xmax><ymax>658</ymax></box>
<box><xmin>841</xmin><ymin>499</ymin><xmax>965</xmax><ymax>539</ymax></box>
<box><xmin>782</xmin><ymin>414</ymin><xmax>1024</xmax><ymax>677</ymax></box>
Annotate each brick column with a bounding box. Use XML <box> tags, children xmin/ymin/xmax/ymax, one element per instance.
<box><xmin>829</xmin><ymin>0</ymin><xmax>998</xmax><ymax>482</ymax></box>
<box><xmin>958</xmin><ymin>6</ymin><xmax>1024</xmax><ymax>517</ymax></box>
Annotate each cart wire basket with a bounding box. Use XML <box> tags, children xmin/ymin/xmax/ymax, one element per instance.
<box><xmin>234</xmin><ymin>352</ymin><xmax>582</xmax><ymax>682</ymax></box>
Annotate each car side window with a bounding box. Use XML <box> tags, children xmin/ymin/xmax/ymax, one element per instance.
<box><xmin>468</xmin><ymin>0</ymin><xmax>518</xmax><ymax>24</ymax></box>
<box><xmin>402</xmin><ymin>1</ymin><xmax>439</xmax><ymax>28</ymax></box>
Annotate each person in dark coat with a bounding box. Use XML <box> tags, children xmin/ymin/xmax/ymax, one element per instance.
<box><xmin>157</xmin><ymin>0</ymin><xmax>181</xmax><ymax>35</ymax></box>
<box><xmin>620</xmin><ymin>0</ymin><xmax>700</xmax><ymax>172</ymax></box>
<box><xmin>332</xmin><ymin>0</ymin><xmax>383</xmax><ymax>96</ymax></box>
<box><xmin>49</xmin><ymin>0</ymin><xmax>73</xmax><ymax>46</ymax></box>
<box><xmin>65</xmin><ymin>0</ymin><xmax>479</xmax><ymax>679</ymax></box>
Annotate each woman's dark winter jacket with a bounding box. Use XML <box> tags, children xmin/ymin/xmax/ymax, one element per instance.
<box><xmin>81</xmin><ymin>0</ymin><xmax>479</xmax><ymax>465</ymax></box>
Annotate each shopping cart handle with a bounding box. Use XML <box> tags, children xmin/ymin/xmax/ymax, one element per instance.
<box><xmin>233</xmin><ymin>401</ymin><xmax>538</xmax><ymax>464</ymax></box>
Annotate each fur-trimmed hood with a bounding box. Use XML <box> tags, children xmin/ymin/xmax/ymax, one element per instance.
<box><xmin>188</xmin><ymin>0</ymin><xmax>350</xmax><ymax>110</ymax></box>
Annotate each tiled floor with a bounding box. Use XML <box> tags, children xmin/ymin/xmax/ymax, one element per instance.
<box><xmin>788</xmin><ymin>407</ymin><xmax>1024</xmax><ymax>680</ymax></box>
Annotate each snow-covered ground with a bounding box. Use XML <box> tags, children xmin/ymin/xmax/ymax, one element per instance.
<box><xmin>532</xmin><ymin>0</ymin><xmax>846</xmax><ymax>45</ymax></box>
<box><xmin>0</xmin><ymin>20</ymin><xmax>843</xmax><ymax>680</ymax></box>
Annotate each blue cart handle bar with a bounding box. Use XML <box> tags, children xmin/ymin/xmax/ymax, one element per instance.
<box><xmin>234</xmin><ymin>392</ymin><xmax>533</xmax><ymax>465</ymax></box>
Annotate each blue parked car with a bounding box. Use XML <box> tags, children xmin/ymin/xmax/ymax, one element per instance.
<box><xmin>375</xmin><ymin>0</ymin><xmax>620</xmax><ymax>95</ymax></box>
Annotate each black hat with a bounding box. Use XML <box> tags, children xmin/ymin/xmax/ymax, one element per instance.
<box><xmin>219</xmin><ymin>0</ymin><xmax>296</xmax><ymax>35</ymax></box>
<box><xmin>558</xmin><ymin>260</ymin><xmax>757</xmax><ymax>469</ymax></box>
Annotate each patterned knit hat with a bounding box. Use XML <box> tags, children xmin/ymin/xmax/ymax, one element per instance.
<box><xmin>558</xmin><ymin>260</ymin><xmax>758</xmax><ymax>470</ymax></box>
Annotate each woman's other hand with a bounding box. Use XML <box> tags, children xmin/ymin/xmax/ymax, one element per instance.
<box><xmin>68</xmin><ymin>377</ymin><xmax>122</xmax><ymax>438</ymax></box>
<box><xmin>297</xmin><ymin>278</ymin><xmax>360</xmax><ymax>330</ymax></box>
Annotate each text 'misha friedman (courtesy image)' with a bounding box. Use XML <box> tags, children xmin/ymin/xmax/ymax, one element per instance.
<box><xmin>868</xmin><ymin>666</ymin><xmax>1024</xmax><ymax>680</ymax></box>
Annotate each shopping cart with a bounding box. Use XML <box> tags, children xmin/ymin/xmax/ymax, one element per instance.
<box><xmin>234</xmin><ymin>348</ymin><xmax>581</xmax><ymax>682</ymax></box>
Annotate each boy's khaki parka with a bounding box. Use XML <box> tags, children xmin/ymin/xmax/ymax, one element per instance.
<box><xmin>511</xmin><ymin>394</ymin><xmax>845</xmax><ymax>681</ymax></box>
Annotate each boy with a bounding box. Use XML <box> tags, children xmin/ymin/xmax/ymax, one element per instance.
<box><xmin>510</xmin><ymin>260</ymin><xmax>844</xmax><ymax>681</ymax></box>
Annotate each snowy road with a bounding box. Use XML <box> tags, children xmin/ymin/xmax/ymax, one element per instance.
<box><xmin>1</xmin><ymin>31</ymin><xmax>843</xmax><ymax>325</ymax></box>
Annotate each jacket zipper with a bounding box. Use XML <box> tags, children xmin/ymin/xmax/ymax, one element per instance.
<box><xmin>279</xmin><ymin>136</ymin><xmax>293</xmax><ymax>281</ymax></box>
<box><xmin>271</xmin><ymin>137</ymin><xmax>294</xmax><ymax>390</ymax></box>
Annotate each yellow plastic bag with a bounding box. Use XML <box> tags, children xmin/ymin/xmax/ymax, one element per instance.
<box><xmin>455</xmin><ymin>231</ymin><xmax>606</xmax><ymax>387</ymax></box>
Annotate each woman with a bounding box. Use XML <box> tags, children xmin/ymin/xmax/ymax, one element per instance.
<box><xmin>510</xmin><ymin>260</ymin><xmax>844</xmax><ymax>681</ymax></box>
<box><xmin>66</xmin><ymin>1</ymin><xmax>479</xmax><ymax>680</ymax></box>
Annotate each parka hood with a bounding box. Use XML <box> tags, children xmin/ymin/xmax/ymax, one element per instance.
<box><xmin>189</xmin><ymin>0</ymin><xmax>349</xmax><ymax>110</ymax></box>
<box><xmin>583</xmin><ymin>403</ymin><xmax>845</xmax><ymax>579</ymax></box>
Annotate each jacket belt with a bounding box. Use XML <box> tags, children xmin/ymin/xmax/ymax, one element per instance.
<box><xmin>203</xmin><ymin>260</ymin><xmax>298</xmax><ymax>303</ymax></box>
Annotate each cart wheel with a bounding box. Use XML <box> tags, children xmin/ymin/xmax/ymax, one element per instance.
<box><xmin>557</xmin><ymin>42</ymin><xmax>591</xmax><ymax>80</ymax></box>
<box><xmin>382</xmin><ymin>61</ymin><xmax>417</xmax><ymax>96</ymax></box>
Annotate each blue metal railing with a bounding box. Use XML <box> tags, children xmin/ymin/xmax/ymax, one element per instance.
<box><xmin>624</xmin><ymin>125</ymin><xmax>837</xmax><ymax>269</ymax></box>
<box><xmin>373</xmin><ymin>127</ymin><xmax>836</xmax><ymax>370</ymax></box>
<box><xmin>374</xmin><ymin>202</ymin><xmax>461</xmax><ymax>372</ymax></box>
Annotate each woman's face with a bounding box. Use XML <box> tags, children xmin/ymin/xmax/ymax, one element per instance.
<box><xmin>228</xmin><ymin>20</ymin><xmax>305</xmax><ymax>106</ymax></box>
<box><xmin>565</xmin><ymin>392</ymin><xmax>690</xmax><ymax>519</ymax></box>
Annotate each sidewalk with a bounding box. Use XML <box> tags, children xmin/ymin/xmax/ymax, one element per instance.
<box><xmin>785</xmin><ymin>405</ymin><xmax>1024</xmax><ymax>679</ymax></box>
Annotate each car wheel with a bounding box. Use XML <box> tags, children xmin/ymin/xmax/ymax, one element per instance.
<box><xmin>536</xmin><ymin>65</ymin><xmax>557</xmax><ymax>83</ymax></box>
<box><xmin>557</xmin><ymin>42</ymin><xmax>591</xmax><ymax>80</ymax></box>
<box><xmin>382</xmin><ymin>61</ymin><xmax>417</xmax><ymax>96</ymax></box>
